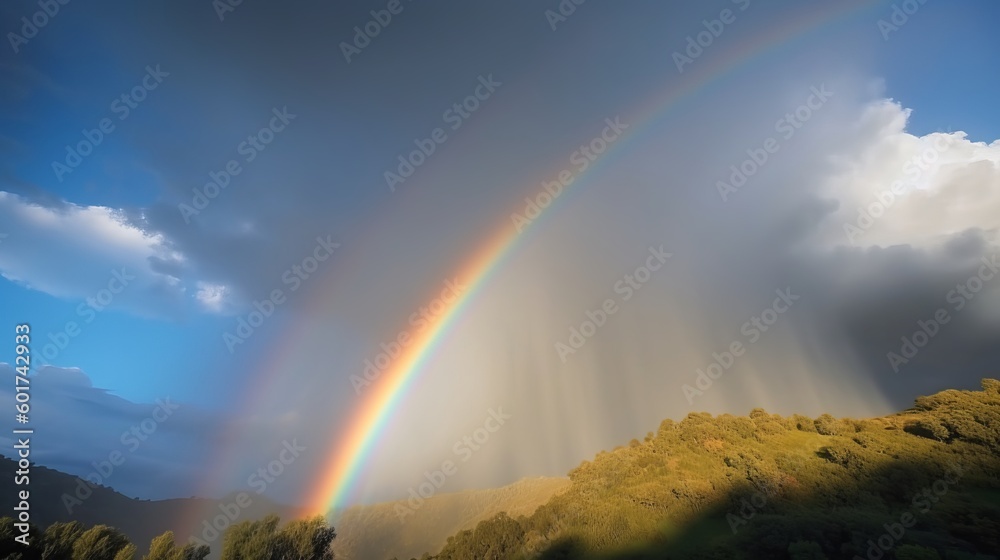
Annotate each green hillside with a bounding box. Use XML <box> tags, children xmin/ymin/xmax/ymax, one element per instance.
<box><xmin>431</xmin><ymin>379</ymin><xmax>1000</xmax><ymax>560</ymax></box>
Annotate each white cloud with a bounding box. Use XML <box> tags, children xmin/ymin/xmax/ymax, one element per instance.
<box><xmin>0</xmin><ymin>192</ymin><xmax>189</xmax><ymax>317</ymax></box>
<box><xmin>818</xmin><ymin>100</ymin><xmax>1000</xmax><ymax>249</ymax></box>
<box><xmin>195</xmin><ymin>281</ymin><xmax>233</xmax><ymax>313</ymax></box>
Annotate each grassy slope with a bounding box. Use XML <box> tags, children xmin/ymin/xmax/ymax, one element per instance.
<box><xmin>434</xmin><ymin>379</ymin><xmax>1000</xmax><ymax>560</ymax></box>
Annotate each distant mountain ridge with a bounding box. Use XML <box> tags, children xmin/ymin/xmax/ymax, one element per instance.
<box><xmin>0</xmin><ymin>456</ymin><xmax>306</xmax><ymax>557</ymax></box>
<box><xmin>0</xmin><ymin>455</ymin><xmax>567</xmax><ymax>560</ymax></box>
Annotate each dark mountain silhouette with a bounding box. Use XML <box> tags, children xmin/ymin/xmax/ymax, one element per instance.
<box><xmin>0</xmin><ymin>456</ymin><xmax>302</xmax><ymax>557</ymax></box>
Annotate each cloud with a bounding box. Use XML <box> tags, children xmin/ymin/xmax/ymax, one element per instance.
<box><xmin>0</xmin><ymin>192</ymin><xmax>189</xmax><ymax>318</ymax></box>
<box><xmin>816</xmin><ymin>100</ymin><xmax>1000</xmax><ymax>249</ymax></box>
<box><xmin>0</xmin><ymin>364</ymin><xmax>213</xmax><ymax>499</ymax></box>
<box><xmin>0</xmin><ymin>363</ymin><xmax>315</xmax><ymax>501</ymax></box>
<box><xmin>333</xmin><ymin>86</ymin><xmax>1000</xmax><ymax>505</ymax></box>
<box><xmin>762</xmin><ymin>98</ymin><xmax>1000</xmax><ymax>408</ymax></box>
<box><xmin>0</xmin><ymin>0</ymin><xmax>996</xmax><ymax>507</ymax></box>
<box><xmin>195</xmin><ymin>281</ymin><xmax>234</xmax><ymax>314</ymax></box>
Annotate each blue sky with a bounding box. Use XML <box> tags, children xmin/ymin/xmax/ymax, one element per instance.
<box><xmin>1</xmin><ymin>0</ymin><xmax>999</xmax><ymax>507</ymax></box>
<box><xmin>870</xmin><ymin>0</ymin><xmax>1000</xmax><ymax>140</ymax></box>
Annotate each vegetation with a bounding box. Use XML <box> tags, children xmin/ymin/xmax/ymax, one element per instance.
<box><xmin>429</xmin><ymin>378</ymin><xmax>1000</xmax><ymax>559</ymax></box>
<box><xmin>3</xmin><ymin>379</ymin><xmax>998</xmax><ymax>559</ymax></box>
<box><xmin>0</xmin><ymin>515</ymin><xmax>330</xmax><ymax>560</ymax></box>
<box><xmin>332</xmin><ymin>476</ymin><xmax>570</xmax><ymax>560</ymax></box>
<box><xmin>220</xmin><ymin>514</ymin><xmax>334</xmax><ymax>560</ymax></box>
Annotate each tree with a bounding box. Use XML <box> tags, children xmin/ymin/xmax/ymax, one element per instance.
<box><xmin>221</xmin><ymin>516</ymin><xmax>281</xmax><ymax>560</ymax></box>
<box><xmin>72</xmin><ymin>525</ymin><xmax>132</xmax><ymax>560</ymax></box>
<box><xmin>144</xmin><ymin>532</ymin><xmax>178</xmax><ymax>560</ymax></box>
<box><xmin>144</xmin><ymin>531</ymin><xmax>209</xmax><ymax>560</ymax></box>
<box><xmin>42</xmin><ymin>521</ymin><xmax>85</xmax><ymax>560</ymax></box>
<box><xmin>814</xmin><ymin>414</ymin><xmax>845</xmax><ymax>436</ymax></box>
<box><xmin>219</xmin><ymin>514</ymin><xmax>335</xmax><ymax>560</ymax></box>
<box><xmin>0</xmin><ymin>517</ymin><xmax>42</xmax><ymax>560</ymax></box>
<box><xmin>180</xmin><ymin>543</ymin><xmax>210</xmax><ymax>560</ymax></box>
<box><xmin>276</xmin><ymin>516</ymin><xmax>336</xmax><ymax>560</ymax></box>
<box><xmin>114</xmin><ymin>543</ymin><xmax>137</xmax><ymax>560</ymax></box>
<box><xmin>981</xmin><ymin>378</ymin><xmax>1000</xmax><ymax>394</ymax></box>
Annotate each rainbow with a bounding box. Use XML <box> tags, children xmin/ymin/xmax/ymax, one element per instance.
<box><xmin>304</xmin><ymin>0</ymin><xmax>880</xmax><ymax>517</ymax></box>
<box><xmin>182</xmin><ymin>0</ymin><xmax>881</xmax><ymax>528</ymax></box>
<box><xmin>309</xmin><ymin>230</ymin><xmax>513</xmax><ymax>514</ymax></box>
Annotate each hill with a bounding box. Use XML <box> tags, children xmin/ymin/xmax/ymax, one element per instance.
<box><xmin>432</xmin><ymin>379</ymin><xmax>1000</xmax><ymax>560</ymax></box>
<box><xmin>0</xmin><ymin>457</ymin><xmax>302</xmax><ymax>557</ymax></box>
<box><xmin>332</xmin><ymin>477</ymin><xmax>570</xmax><ymax>560</ymax></box>
<box><xmin>4</xmin><ymin>380</ymin><xmax>999</xmax><ymax>559</ymax></box>
<box><xmin>0</xmin><ymin>455</ymin><xmax>566</xmax><ymax>560</ymax></box>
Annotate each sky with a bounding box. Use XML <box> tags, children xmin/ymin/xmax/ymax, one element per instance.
<box><xmin>1</xmin><ymin>0</ymin><xmax>999</xmax><ymax>520</ymax></box>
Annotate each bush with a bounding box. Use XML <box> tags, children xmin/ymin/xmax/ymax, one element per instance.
<box><xmin>814</xmin><ymin>414</ymin><xmax>846</xmax><ymax>436</ymax></box>
<box><xmin>792</xmin><ymin>414</ymin><xmax>817</xmax><ymax>432</ymax></box>
<box><xmin>72</xmin><ymin>525</ymin><xmax>132</xmax><ymax>560</ymax></box>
